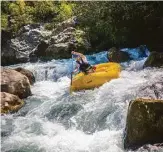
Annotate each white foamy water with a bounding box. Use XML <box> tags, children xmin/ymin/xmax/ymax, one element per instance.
<box><xmin>2</xmin><ymin>57</ymin><xmax>163</xmax><ymax>152</ymax></box>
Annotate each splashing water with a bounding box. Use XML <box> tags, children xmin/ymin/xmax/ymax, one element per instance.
<box><xmin>2</xmin><ymin>50</ymin><xmax>163</xmax><ymax>152</ymax></box>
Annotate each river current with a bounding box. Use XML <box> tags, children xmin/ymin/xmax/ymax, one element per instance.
<box><xmin>1</xmin><ymin>49</ymin><xmax>163</xmax><ymax>152</ymax></box>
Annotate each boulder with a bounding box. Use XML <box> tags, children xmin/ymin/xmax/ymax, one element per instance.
<box><xmin>29</xmin><ymin>53</ymin><xmax>38</xmax><ymax>62</ymax></box>
<box><xmin>1</xmin><ymin>24</ymin><xmax>51</xmax><ymax>66</ymax></box>
<box><xmin>124</xmin><ymin>98</ymin><xmax>163</xmax><ymax>150</ymax></box>
<box><xmin>43</xmin><ymin>28</ymin><xmax>90</xmax><ymax>59</ymax></box>
<box><xmin>108</xmin><ymin>47</ymin><xmax>130</xmax><ymax>62</ymax></box>
<box><xmin>1</xmin><ymin>29</ymin><xmax>12</xmax><ymax>48</ymax></box>
<box><xmin>0</xmin><ymin>67</ymin><xmax>31</xmax><ymax>98</ymax></box>
<box><xmin>52</xmin><ymin>16</ymin><xmax>77</xmax><ymax>35</ymax></box>
<box><xmin>14</xmin><ymin>67</ymin><xmax>35</xmax><ymax>85</ymax></box>
<box><xmin>1</xmin><ymin>17</ymin><xmax>90</xmax><ymax>65</ymax></box>
<box><xmin>144</xmin><ymin>52</ymin><xmax>163</xmax><ymax>67</ymax></box>
<box><xmin>45</xmin><ymin>43</ymin><xmax>71</xmax><ymax>59</ymax></box>
<box><xmin>50</xmin><ymin>27</ymin><xmax>76</xmax><ymax>44</ymax></box>
<box><xmin>33</xmin><ymin>40</ymin><xmax>49</xmax><ymax>57</ymax></box>
<box><xmin>0</xmin><ymin>92</ymin><xmax>24</xmax><ymax>114</ymax></box>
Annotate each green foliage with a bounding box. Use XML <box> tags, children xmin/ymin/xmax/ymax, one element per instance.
<box><xmin>1</xmin><ymin>14</ymin><xmax>8</xmax><ymax>29</ymax></box>
<box><xmin>1</xmin><ymin>1</ymin><xmax>10</xmax><ymax>14</ymax></box>
<box><xmin>32</xmin><ymin>1</ymin><xmax>58</xmax><ymax>22</ymax></box>
<box><xmin>7</xmin><ymin>0</ymin><xmax>31</xmax><ymax>34</ymax></box>
<box><xmin>74</xmin><ymin>30</ymin><xmax>85</xmax><ymax>45</ymax></box>
<box><xmin>73</xmin><ymin>1</ymin><xmax>163</xmax><ymax>50</ymax></box>
<box><xmin>44</xmin><ymin>23</ymin><xmax>55</xmax><ymax>31</ymax></box>
<box><xmin>73</xmin><ymin>2</ymin><xmax>129</xmax><ymax>49</ymax></box>
<box><xmin>57</xmin><ymin>2</ymin><xmax>75</xmax><ymax>21</ymax></box>
<box><xmin>1</xmin><ymin>1</ymin><xmax>162</xmax><ymax>50</ymax></box>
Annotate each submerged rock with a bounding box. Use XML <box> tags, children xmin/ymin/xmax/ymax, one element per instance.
<box><xmin>124</xmin><ymin>98</ymin><xmax>163</xmax><ymax>150</ymax></box>
<box><xmin>46</xmin><ymin>102</ymin><xmax>83</xmax><ymax>121</ymax></box>
<box><xmin>144</xmin><ymin>52</ymin><xmax>163</xmax><ymax>67</ymax></box>
<box><xmin>108</xmin><ymin>47</ymin><xmax>130</xmax><ymax>62</ymax></box>
<box><xmin>1</xmin><ymin>67</ymin><xmax>31</xmax><ymax>98</ymax></box>
<box><xmin>14</xmin><ymin>67</ymin><xmax>35</xmax><ymax>85</ymax></box>
<box><xmin>139</xmin><ymin>81</ymin><xmax>163</xmax><ymax>99</ymax></box>
<box><xmin>1</xmin><ymin>92</ymin><xmax>24</xmax><ymax>114</ymax></box>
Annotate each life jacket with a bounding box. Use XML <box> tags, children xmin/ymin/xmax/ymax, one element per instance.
<box><xmin>76</xmin><ymin>57</ymin><xmax>92</xmax><ymax>73</ymax></box>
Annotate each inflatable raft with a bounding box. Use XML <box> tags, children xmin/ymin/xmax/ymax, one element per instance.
<box><xmin>70</xmin><ymin>62</ymin><xmax>121</xmax><ymax>91</ymax></box>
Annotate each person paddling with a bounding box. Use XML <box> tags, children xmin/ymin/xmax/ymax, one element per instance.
<box><xmin>71</xmin><ymin>51</ymin><xmax>95</xmax><ymax>74</ymax></box>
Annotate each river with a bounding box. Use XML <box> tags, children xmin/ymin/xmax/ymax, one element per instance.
<box><xmin>1</xmin><ymin>50</ymin><xmax>163</xmax><ymax>152</ymax></box>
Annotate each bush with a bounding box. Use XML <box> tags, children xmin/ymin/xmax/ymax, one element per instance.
<box><xmin>1</xmin><ymin>14</ymin><xmax>8</xmax><ymax>29</ymax></box>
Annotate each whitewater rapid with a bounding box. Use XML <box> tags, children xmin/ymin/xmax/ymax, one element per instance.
<box><xmin>1</xmin><ymin>51</ymin><xmax>163</xmax><ymax>152</ymax></box>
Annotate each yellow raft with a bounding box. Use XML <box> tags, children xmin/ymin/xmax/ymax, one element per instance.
<box><xmin>70</xmin><ymin>62</ymin><xmax>121</xmax><ymax>91</ymax></box>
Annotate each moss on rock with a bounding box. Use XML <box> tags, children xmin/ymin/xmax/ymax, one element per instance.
<box><xmin>124</xmin><ymin>98</ymin><xmax>163</xmax><ymax>150</ymax></box>
<box><xmin>144</xmin><ymin>52</ymin><xmax>163</xmax><ymax>67</ymax></box>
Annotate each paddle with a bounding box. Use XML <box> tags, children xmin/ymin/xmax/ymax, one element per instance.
<box><xmin>70</xmin><ymin>55</ymin><xmax>73</xmax><ymax>93</ymax></box>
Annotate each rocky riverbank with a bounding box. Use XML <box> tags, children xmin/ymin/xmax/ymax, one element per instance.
<box><xmin>0</xmin><ymin>67</ymin><xmax>35</xmax><ymax>114</ymax></box>
<box><xmin>2</xmin><ymin>17</ymin><xmax>90</xmax><ymax>66</ymax></box>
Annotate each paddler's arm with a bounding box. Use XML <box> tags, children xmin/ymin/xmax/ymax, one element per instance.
<box><xmin>71</xmin><ymin>51</ymin><xmax>87</xmax><ymax>62</ymax></box>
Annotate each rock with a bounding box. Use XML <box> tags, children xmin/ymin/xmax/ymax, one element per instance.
<box><xmin>1</xmin><ymin>40</ymin><xmax>20</xmax><ymax>66</ymax></box>
<box><xmin>50</xmin><ymin>27</ymin><xmax>76</xmax><ymax>44</ymax></box>
<box><xmin>52</xmin><ymin>17</ymin><xmax>77</xmax><ymax>35</ymax></box>
<box><xmin>0</xmin><ymin>92</ymin><xmax>24</xmax><ymax>114</ymax></box>
<box><xmin>33</xmin><ymin>40</ymin><xmax>49</xmax><ymax>57</ymax></box>
<box><xmin>1</xmin><ymin>17</ymin><xmax>90</xmax><ymax>65</ymax></box>
<box><xmin>1</xmin><ymin>24</ymin><xmax>51</xmax><ymax>66</ymax></box>
<box><xmin>29</xmin><ymin>53</ymin><xmax>38</xmax><ymax>62</ymax></box>
<box><xmin>17</xmin><ymin>23</ymin><xmax>40</xmax><ymax>36</ymax></box>
<box><xmin>44</xmin><ymin>27</ymin><xmax>90</xmax><ymax>59</ymax></box>
<box><xmin>124</xmin><ymin>98</ymin><xmax>163</xmax><ymax>150</ymax></box>
<box><xmin>108</xmin><ymin>47</ymin><xmax>130</xmax><ymax>62</ymax></box>
<box><xmin>1</xmin><ymin>29</ymin><xmax>12</xmax><ymax>48</ymax></box>
<box><xmin>45</xmin><ymin>43</ymin><xmax>71</xmax><ymax>59</ymax></box>
<box><xmin>0</xmin><ymin>68</ymin><xmax>31</xmax><ymax>98</ymax></box>
<box><xmin>144</xmin><ymin>52</ymin><xmax>163</xmax><ymax>67</ymax></box>
<box><xmin>14</xmin><ymin>67</ymin><xmax>35</xmax><ymax>85</ymax></box>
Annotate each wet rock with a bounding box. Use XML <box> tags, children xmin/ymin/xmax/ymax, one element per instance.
<box><xmin>50</xmin><ymin>27</ymin><xmax>76</xmax><ymax>44</ymax></box>
<box><xmin>33</xmin><ymin>40</ymin><xmax>49</xmax><ymax>57</ymax></box>
<box><xmin>52</xmin><ymin>16</ymin><xmax>77</xmax><ymax>35</ymax></box>
<box><xmin>108</xmin><ymin>47</ymin><xmax>130</xmax><ymax>62</ymax></box>
<box><xmin>14</xmin><ymin>67</ymin><xmax>35</xmax><ymax>85</ymax></box>
<box><xmin>1</xmin><ymin>92</ymin><xmax>24</xmax><ymax>114</ymax></box>
<box><xmin>45</xmin><ymin>23</ymin><xmax>90</xmax><ymax>59</ymax></box>
<box><xmin>124</xmin><ymin>98</ymin><xmax>163</xmax><ymax>150</ymax></box>
<box><xmin>45</xmin><ymin>43</ymin><xmax>71</xmax><ymax>59</ymax></box>
<box><xmin>1</xmin><ymin>17</ymin><xmax>90</xmax><ymax>65</ymax></box>
<box><xmin>29</xmin><ymin>53</ymin><xmax>38</xmax><ymax>62</ymax></box>
<box><xmin>1</xmin><ymin>24</ymin><xmax>51</xmax><ymax>66</ymax></box>
<box><xmin>0</xmin><ymin>67</ymin><xmax>31</xmax><ymax>98</ymax></box>
<box><xmin>144</xmin><ymin>52</ymin><xmax>163</xmax><ymax>67</ymax></box>
<box><xmin>46</xmin><ymin>103</ymin><xmax>83</xmax><ymax>121</ymax></box>
<box><xmin>1</xmin><ymin>29</ymin><xmax>12</xmax><ymax>48</ymax></box>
